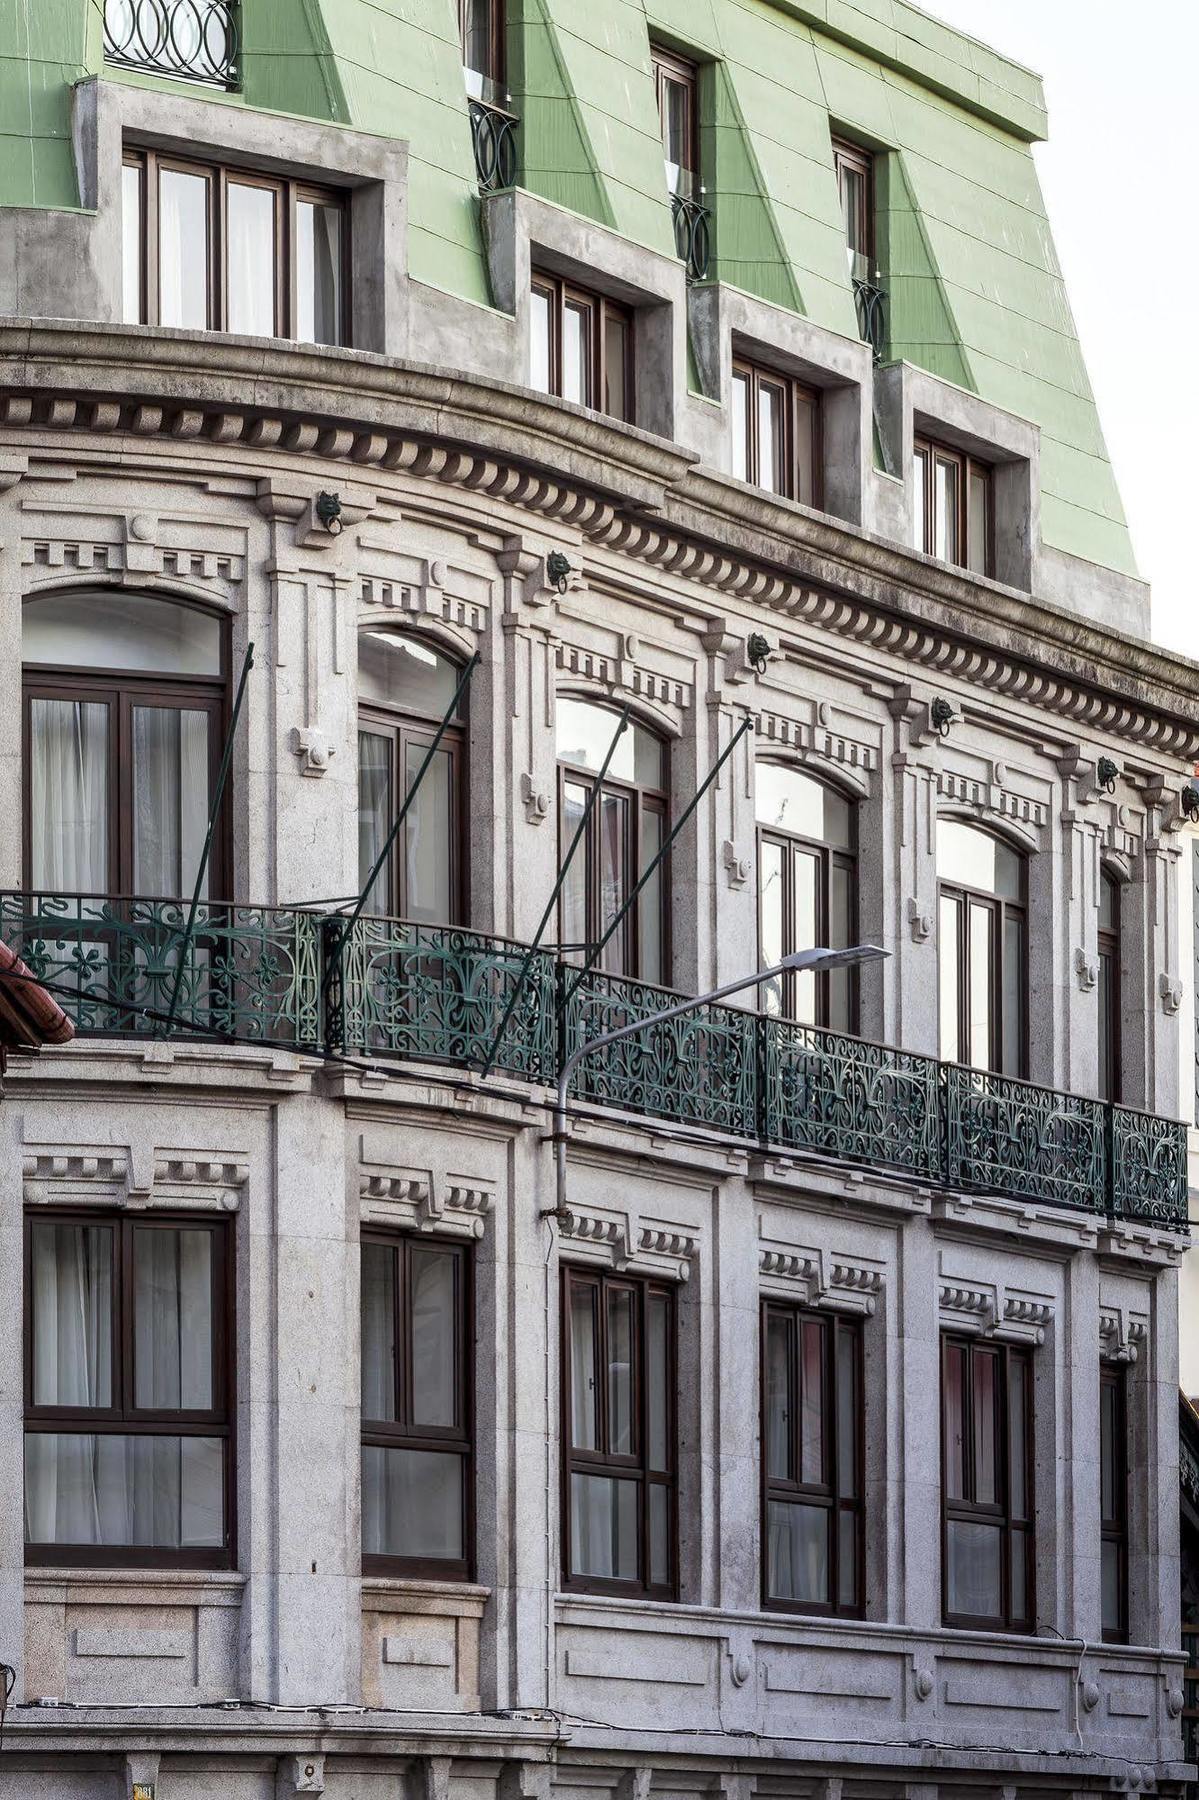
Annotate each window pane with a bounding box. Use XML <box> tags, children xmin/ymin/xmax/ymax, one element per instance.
<box><xmin>411</xmin><ymin>1248</ymin><xmax>456</xmax><ymax>1428</ymax></box>
<box><xmin>358</xmin><ymin>731</ymin><xmax>393</xmax><ymax>915</ymax></box>
<box><xmin>1009</xmin><ymin>1355</ymin><xmax>1028</xmax><ymax>1520</ymax></box>
<box><xmin>606</xmin><ymin>1286</ymin><xmax>634</xmax><ymax>1456</ymax></box>
<box><xmin>361</xmin><ymin>1445</ymin><xmax>463</xmax><ymax>1561</ymax></box>
<box><xmin>968</xmin><ymin>899</ymin><xmax>994</xmax><ymax>1071</ymax></box>
<box><xmin>226</xmin><ymin>181</ymin><xmax>277</xmax><ymax>337</ymax></box>
<box><xmin>934</xmin><ymin>455</ymin><xmax>959</xmax><ymax>562</ymax></box>
<box><xmin>836</xmin><ymin>1326</ymin><xmax>857</xmax><ymax>1499</ymax></box>
<box><xmin>1012</xmin><ymin>1525</ymin><xmax>1030</xmax><ymax>1623</ymax></box>
<box><xmin>570</xmin><ymin>1472</ymin><xmax>638</xmax><ymax>1580</ymax></box>
<box><xmin>967</xmin><ymin>464</ymin><xmax>990</xmax><ymax>575</ymax></box>
<box><xmin>795</xmin><ymin>389</ymin><xmax>819</xmax><ymax>508</ymax></box>
<box><xmin>758</xmin><ymin>380</ymin><xmax>786</xmax><ymax>495</ymax></box>
<box><xmin>754</xmin><ymin>764</ymin><xmax>852</xmax><ymax>849</ymax></box>
<box><xmin>24</xmin><ymin>590</ymin><xmax>222</xmax><ymax>677</ymax></box>
<box><xmin>939</xmin><ymin>892</ymin><xmax>961</xmax><ymax>1063</ymax></box>
<box><xmin>649</xmin><ymin>1482</ymin><xmax>670</xmax><ymax>1586</ymax></box>
<box><xmin>828</xmin><ymin>858</ymin><xmax>854</xmax><ymax>1033</ymax></box>
<box><xmin>946</xmin><ymin>1517</ymin><xmax>1001</xmax><ymax>1619</ymax></box>
<box><xmin>913</xmin><ymin>447</ymin><xmax>928</xmax><ymax>551</ymax></box>
<box><xmin>1098</xmin><ymin>950</ymin><xmax>1114</xmax><ymax>1101</ymax></box>
<box><xmin>1101</xmin><ymin>1536</ymin><xmax>1120</xmax><ymax>1635</ymax></box>
<box><xmin>360</xmin><ymin>1242</ymin><xmax>396</xmax><ymax>1421</ymax></box>
<box><xmin>937</xmin><ymin>819</ymin><xmax>1022</xmax><ymax>901</ymax></box>
<box><xmin>1100</xmin><ymin>1377</ymin><xmax>1116</xmax><ymax>1521</ymax></box>
<box><xmin>943</xmin><ymin>1343</ymin><xmax>965</xmax><ymax>1500</ymax></box>
<box><xmin>132</xmin><ymin>707</ymin><xmax>210</xmax><ymax>899</ymax></box>
<box><xmin>604</xmin><ymin>312</ymin><xmax>630</xmax><ymax>422</ymax></box>
<box><xmin>800</xmin><ymin>1319</ymin><xmax>825</xmax><ymax>1485</ymax></box>
<box><xmin>639</xmin><ymin>807</ymin><xmax>664</xmax><ymax>986</ymax></box>
<box><xmin>793</xmin><ymin>849</ymin><xmax>819</xmax><ymax>1024</ymax></box>
<box><xmin>1002</xmin><ymin>913</ymin><xmax>1025</xmax><ymax>1077</ymax></box>
<box><xmin>569</xmin><ymin>1284</ymin><xmax>598</xmax><ymax>1450</ymax></box>
<box><xmin>29</xmin><ymin>699</ymin><xmax>109</xmax><ymax>892</ymax></box>
<box><xmin>598</xmin><ymin>790</ymin><xmax>629</xmax><ymax>975</ymax></box>
<box><xmin>561</xmin><ymin>780</ymin><xmax>589</xmax><ymax>959</ymax></box>
<box><xmin>530</xmin><ymin>286</ymin><xmax>552</xmax><ymax>395</ymax></box>
<box><xmin>837</xmin><ymin>1508</ymin><xmax>857</xmax><ymax>1609</ymax></box>
<box><xmin>133</xmin><ymin>1227</ymin><xmax>214</xmax><ymax>1410</ymax></box>
<box><xmin>404</xmin><ymin>740</ymin><xmax>453</xmax><ymax>925</ymax></box>
<box><xmin>461</xmin><ymin>0</ymin><xmax>496</xmax><ymax>87</ymax></box>
<box><xmin>159</xmin><ymin>168</ymin><xmax>209</xmax><ymax>330</ymax></box>
<box><xmin>563</xmin><ymin>301</ymin><xmax>589</xmax><ymax>405</ymax></box>
<box><xmin>556</xmin><ymin>698</ymin><xmax>662</xmax><ymax>788</ymax></box>
<box><xmin>646</xmin><ymin>1293</ymin><xmax>669</xmax><ymax>1472</ymax></box>
<box><xmin>766</xmin><ymin>1499</ymin><xmax>829</xmax><ymax>1604</ymax></box>
<box><xmin>662</xmin><ymin>76</ymin><xmax>690</xmax><ymax>190</ymax></box>
<box><xmin>765</xmin><ymin>1312</ymin><xmax>792</xmax><ymax>1481</ymax></box>
<box><xmin>30</xmin><ymin>1221</ymin><xmax>113</xmax><ymax>1408</ymax></box>
<box><xmin>122</xmin><ymin>162</ymin><xmax>143</xmax><ymax>324</ymax></box>
<box><xmin>972</xmin><ymin>1348</ymin><xmax>997</xmax><ymax>1505</ymax></box>
<box><xmin>840</xmin><ymin>165</ymin><xmax>865</xmax><ymax>264</ymax></box>
<box><xmin>1099</xmin><ymin>873</ymin><xmax>1117</xmax><ymax>932</ymax></box>
<box><xmin>358</xmin><ymin>631</ymin><xmax>462</xmax><ymax>719</ymax></box>
<box><xmin>759</xmin><ymin>840</ymin><xmax>785</xmax><ymax>1016</ymax></box>
<box><xmin>731</xmin><ymin>371</ymin><xmax>749</xmax><ymax>481</ymax></box>
<box><xmin>297</xmin><ymin>199</ymin><xmax>343</xmax><ymax>346</ymax></box>
<box><xmin>25</xmin><ymin>1434</ymin><xmax>224</xmax><ymax>1548</ymax></box>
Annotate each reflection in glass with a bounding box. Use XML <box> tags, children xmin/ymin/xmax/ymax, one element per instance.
<box><xmin>570</xmin><ymin>1472</ymin><xmax>638</xmax><ymax>1580</ymax></box>
<box><xmin>361</xmin><ymin>1446</ymin><xmax>463</xmax><ymax>1560</ymax></box>
<box><xmin>607</xmin><ymin>1287</ymin><xmax>633</xmax><ymax>1455</ymax></box>
<box><xmin>30</xmin><ymin>1221</ymin><xmax>114</xmax><ymax>1408</ymax></box>
<box><xmin>297</xmin><ymin>199</ymin><xmax>343</xmax><ymax>346</ymax></box>
<box><xmin>24</xmin><ymin>589</ymin><xmax>222</xmax><ymax>676</ymax></box>
<box><xmin>404</xmin><ymin>741</ymin><xmax>453</xmax><ymax>925</ymax></box>
<box><xmin>159</xmin><ymin>168</ymin><xmax>210</xmax><ymax>330</ymax></box>
<box><xmin>122</xmin><ymin>162</ymin><xmax>143</xmax><ymax>324</ymax></box>
<box><xmin>556</xmin><ymin>699</ymin><xmax>663</xmax><ymax>787</ymax></box>
<box><xmin>132</xmin><ymin>707</ymin><xmax>210</xmax><ymax>898</ymax></box>
<box><xmin>133</xmin><ymin>1227</ymin><xmax>213</xmax><ymax>1410</ymax></box>
<box><xmin>25</xmin><ymin>1434</ymin><xmax>224</xmax><ymax>1549</ymax></box>
<box><xmin>226</xmin><ymin>181</ymin><xmax>276</xmax><ymax>337</ymax></box>
<box><xmin>570</xmin><ymin>1285</ymin><xmax>598</xmax><ymax>1451</ymax></box>
<box><xmin>646</xmin><ymin>1293</ymin><xmax>669</xmax><ymax>1472</ymax></box>
<box><xmin>411</xmin><ymin>1249</ymin><xmax>456</xmax><ymax>1427</ymax></box>
<box><xmin>530</xmin><ymin>286</ymin><xmax>552</xmax><ymax>394</ymax></box>
<box><xmin>937</xmin><ymin>819</ymin><xmax>1022</xmax><ymax>900</ymax></box>
<box><xmin>604</xmin><ymin>311</ymin><xmax>630</xmax><ymax>422</ymax></box>
<box><xmin>29</xmin><ymin>699</ymin><xmax>109</xmax><ymax>892</ymax></box>
<box><xmin>946</xmin><ymin>1517</ymin><xmax>1001</xmax><ymax>1618</ymax></box>
<box><xmin>934</xmin><ymin>455</ymin><xmax>958</xmax><ymax>562</ymax></box>
<box><xmin>357</xmin><ymin>731</ymin><xmax>392</xmax><ymax>915</ymax></box>
<box><xmin>758</xmin><ymin>380</ymin><xmax>785</xmax><ymax>495</ymax></box>
<box><xmin>731</xmin><ymin>370</ymin><xmax>749</xmax><ymax>482</ymax></box>
<box><xmin>563</xmin><ymin>301</ymin><xmax>588</xmax><ymax>405</ymax></box>
<box><xmin>358</xmin><ymin>632</ymin><xmax>461</xmax><ymax>717</ymax></box>
<box><xmin>360</xmin><ymin>1242</ymin><xmax>397</xmax><ymax>1421</ymax></box>
<box><xmin>767</xmin><ymin>1499</ymin><xmax>828</xmax><ymax>1603</ymax></box>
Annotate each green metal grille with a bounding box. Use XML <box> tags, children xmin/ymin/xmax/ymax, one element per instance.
<box><xmin>1</xmin><ymin>893</ymin><xmax>1185</xmax><ymax>1234</ymax></box>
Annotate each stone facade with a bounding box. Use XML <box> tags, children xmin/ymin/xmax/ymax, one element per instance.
<box><xmin>0</xmin><ymin>16</ymin><xmax>1196</xmax><ymax>1800</ymax></box>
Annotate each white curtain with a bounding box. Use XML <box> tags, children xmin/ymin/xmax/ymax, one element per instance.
<box><xmin>30</xmin><ymin>699</ymin><xmax>108</xmax><ymax>891</ymax></box>
<box><xmin>357</xmin><ymin>731</ymin><xmax>391</xmax><ymax>915</ymax></box>
<box><xmin>132</xmin><ymin>706</ymin><xmax>209</xmax><ymax>898</ymax></box>
<box><xmin>410</xmin><ymin>1249</ymin><xmax>454</xmax><ymax>1428</ymax></box>
<box><xmin>361</xmin><ymin>1446</ymin><xmax>461</xmax><ymax>1560</ymax></box>
<box><xmin>158</xmin><ymin>169</ymin><xmax>208</xmax><ymax>331</ymax></box>
<box><xmin>570</xmin><ymin>1471</ymin><xmax>636</xmax><ymax>1580</ymax></box>
<box><xmin>225</xmin><ymin>182</ymin><xmax>276</xmax><ymax>337</ymax></box>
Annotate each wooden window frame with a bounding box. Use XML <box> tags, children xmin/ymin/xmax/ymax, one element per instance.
<box><xmin>938</xmin><ymin>842</ymin><xmax>1028</xmax><ymax>1079</ymax></box>
<box><xmin>24</xmin><ymin>1208</ymin><xmax>235</xmax><ymax>1570</ymax></box>
<box><xmin>831</xmin><ymin>137</ymin><xmax>875</xmax><ymax>269</ymax></box>
<box><xmin>731</xmin><ymin>357</ymin><xmax>822</xmax><ymax>508</ymax></box>
<box><xmin>1098</xmin><ymin>869</ymin><xmax>1122</xmax><ymax>1104</ymax></box>
<box><xmin>122</xmin><ymin>148</ymin><xmax>351</xmax><ymax>346</ymax></box>
<box><xmin>756</xmin><ymin>777</ymin><xmax>858</xmax><ymax>1031</ymax></box>
<box><xmin>1100</xmin><ymin>1360</ymin><xmax>1129</xmax><ymax>1644</ymax></box>
<box><xmin>360</xmin><ymin>1233</ymin><xmax>474</xmax><ymax>1582</ymax></box>
<box><xmin>357</xmin><ymin>705</ymin><xmax>467</xmax><ymax>927</ymax></box>
<box><xmin>556</xmin><ymin>714</ymin><xmax>670</xmax><ymax>985</ymax></box>
<box><xmin>459</xmin><ymin>0</ymin><xmax>506</xmax><ymax>89</ymax></box>
<box><xmin>561</xmin><ymin>1266</ymin><xmax>677</xmax><ymax>1600</ymax></box>
<box><xmin>761</xmin><ymin>1302</ymin><xmax>863</xmax><ymax>1618</ymax></box>
<box><xmin>941</xmin><ymin>1334</ymin><xmax>1034</xmax><ymax>1633</ymax></box>
<box><xmin>913</xmin><ymin>435</ymin><xmax>994</xmax><ymax>577</ymax></box>
<box><xmin>22</xmin><ymin>603</ymin><xmax>231</xmax><ymax>900</ymax></box>
<box><xmin>530</xmin><ymin>271</ymin><xmax>634</xmax><ymax>423</ymax></box>
<box><xmin>651</xmin><ymin>44</ymin><xmax>699</xmax><ymax>194</ymax></box>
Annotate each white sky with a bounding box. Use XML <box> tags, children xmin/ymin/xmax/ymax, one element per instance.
<box><xmin>919</xmin><ymin>0</ymin><xmax>1198</xmax><ymax>653</ymax></box>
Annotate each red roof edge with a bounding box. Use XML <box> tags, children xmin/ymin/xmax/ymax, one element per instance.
<box><xmin>0</xmin><ymin>940</ymin><xmax>75</xmax><ymax>1050</ymax></box>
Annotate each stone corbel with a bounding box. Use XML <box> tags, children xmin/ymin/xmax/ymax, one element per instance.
<box><xmin>290</xmin><ymin>725</ymin><xmax>335</xmax><ymax>777</ymax></box>
<box><xmin>559</xmin><ymin>1205</ymin><xmax>697</xmax><ymax>1281</ymax></box>
<box><xmin>22</xmin><ymin>1146</ymin><xmax>247</xmax><ymax>1211</ymax></box>
<box><xmin>122</xmin><ymin>510</ymin><xmax>162</xmax><ymax>575</ymax></box>
<box><xmin>520</xmin><ymin>772</ymin><xmax>552</xmax><ymax>825</ymax></box>
<box><xmin>938</xmin><ymin>1277</ymin><xmax>1053</xmax><ymax>1345</ymax></box>
<box><xmin>722</xmin><ymin>841</ymin><xmax>751</xmax><ymax>888</ymax></box>
<box><xmin>889</xmin><ymin>683</ymin><xmax>947</xmax><ymax>751</ymax></box>
<box><xmin>701</xmin><ymin>616</ymin><xmax>776</xmax><ymax>689</ymax></box>
<box><xmin>276</xmin><ymin>1754</ymin><xmax>325</xmax><ymax>1796</ymax></box>
<box><xmin>498</xmin><ymin>534</ymin><xmax>553</xmax><ymax>628</ymax></box>
<box><xmin>758</xmin><ymin>1242</ymin><xmax>883</xmax><ymax>1316</ymax></box>
<box><xmin>1159</xmin><ymin>973</ymin><xmax>1183</xmax><ymax>1016</ymax></box>
<box><xmin>1074</xmin><ymin>947</ymin><xmax>1098</xmax><ymax>992</ymax></box>
<box><xmin>359</xmin><ymin>1158</ymin><xmax>494</xmax><ymax>1240</ymax></box>
<box><xmin>1099</xmin><ymin>1306</ymin><xmax>1147</xmax><ymax>1364</ymax></box>
<box><xmin>906</xmin><ymin>897</ymin><xmax>932</xmax><ymax>943</ymax></box>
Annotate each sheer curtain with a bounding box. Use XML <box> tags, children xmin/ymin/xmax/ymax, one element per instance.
<box><xmin>158</xmin><ymin>170</ymin><xmax>208</xmax><ymax>331</ymax></box>
<box><xmin>225</xmin><ymin>182</ymin><xmax>276</xmax><ymax>337</ymax></box>
<box><xmin>132</xmin><ymin>707</ymin><xmax>209</xmax><ymax>897</ymax></box>
<box><xmin>358</xmin><ymin>731</ymin><xmax>392</xmax><ymax>914</ymax></box>
<box><xmin>29</xmin><ymin>699</ymin><xmax>108</xmax><ymax>891</ymax></box>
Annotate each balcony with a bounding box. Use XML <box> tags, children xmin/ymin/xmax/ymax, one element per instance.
<box><xmin>103</xmin><ymin>0</ymin><xmax>240</xmax><ymax>89</ymax></box>
<box><xmin>0</xmin><ymin>893</ymin><xmax>1187</xmax><ymax>1233</ymax></box>
<box><xmin>852</xmin><ymin>271</ymin><xmax>886</xmax><ymax>362</ymax></box>
<box><xmin>468</xmin><ymin>97</ymin><xmax>518</xmax><ymax>193</ymax></box>
<box><xmin>670</xmin><ymin>191</ymin><xmax>711</xmax><ymax>283</ymax></box>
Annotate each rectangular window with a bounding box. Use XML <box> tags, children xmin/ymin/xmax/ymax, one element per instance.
<box><xmin>652</xmin><ymin>46</ymin><xmax>698</xmax><ymax>197</ymax></box>
<box><xmin>562</xmin><ymin>1268</ymin><xmax>675</xmax><ymax>1597</ymax></box>
<box><xmin>122</xmin><ymin>150</ymin><xmax>349</xmax><ymax>347</ymax></box>
<box><xmin>460</xmin><ymin>0</ymin><xmax>505</xmax><ymax>96</ymax></box>
<box><xmin>941</xmin><ymin>1336</ymin><xmax>1033</xmax><ymax>1631</ymax></box>
<box><xmin>732</xmin><ymin>358</ymin><xmax>821</xmax><ymax>507</ymax></box>
<box><xmin>1100</xmin><ymin>1363</ymin><xmax>1129</xmax><ymax>1642</ymax></box>
<box><xmin>832</xmin><ymin>137</ymin><xmax>873</xmax><ymax>278</ymax></box>
<box><xmin>914</xmin><ymin>435</ymin><xmax>993</xmax><ymax>577</ymax></box>
<box><xmin>529</xmin><ymin>272</ymin><xmax>633</xmax><ymax>423</ymax></box>
<box><xmin>762</xmin><ymin>1304</ymin><xmax>862</xmax><ymax>1615</ymax></box>
<box><xmin>25</xmin><ymin>1212</ymin><xmax>233</xmax><ymax>1567</ymax></box>
<box><xmin>361</xmin><ymin>1235</ymin><xmax>472</xmax><ymax>1578</ymax></box>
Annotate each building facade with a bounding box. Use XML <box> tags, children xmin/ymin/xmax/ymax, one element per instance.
<box><xmin>0</xmin><ymin>2</ymin><xmax>1195</xmax><ymax>1796</ymax></box>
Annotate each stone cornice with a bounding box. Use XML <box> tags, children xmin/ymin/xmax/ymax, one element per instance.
<box><xmin>2</xmin><ymin>321</ymin><xmax>1197</xmax><ymax>759</ymax></box>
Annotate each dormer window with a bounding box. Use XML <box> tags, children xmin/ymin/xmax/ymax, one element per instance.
<box><xmin>460</xmin><ymin>0</ymin><xmax>504</xmax><ymax>99</ymax></box>
<box><xmin>914</xmin><ymin>435</ymin><xmax>993</xmax><ymax>577</ymax></box>
<box><xmin>832</xmin><ymin>138</ymin><xmax>874</xmax><ymax>281</ymax></box>
<box><xmin>530</xmin><ymin>273</ymin><xmax>633</xmax><ymax>424</ymax></box>
<box><xmin>731</xmin><ymin>358</ymin><xmax>821</xmax><ymax>507</ymax></box>
<box><xmin>652</xmin><ymin>47</ymin><xmax>698</xmax><ymax>199</ymax></box>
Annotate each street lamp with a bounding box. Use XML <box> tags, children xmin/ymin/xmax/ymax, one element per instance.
<box><xmin>549</xmin><ymin>942</ymin><xmax>889</xmax><ymax>1217</ymax></box>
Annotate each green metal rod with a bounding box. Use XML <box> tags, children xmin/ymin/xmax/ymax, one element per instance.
<box><xmin>162</xmin><ymin>640</ymin><xmax>255</xmax><ymax>1037</ymax></box>
<box><xmin>477</xmin><ymin>703</ymin><xmax>631</xmax><ymax>1079</ymax></box>
<box><xmin>564</xmin><ymin>714</ymin><xmax>754</xmax><ymax>1004</ymax></box>
<box><xmin>323</xmin><ymin>652</ymin><xmax>480</xmax><ymax>1000</ymax></box>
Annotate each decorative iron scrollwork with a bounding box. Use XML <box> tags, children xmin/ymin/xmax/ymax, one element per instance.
<box><xmin>852</xmin><ymin>273</ymin><xmax>886</xmax><ymax>362</ymax></box>
<box><xmin>103</xmin><ymin>0</ymin><xmax>239</xmax><ymax>88</ymax></box>
<box><xmin>669</xmin><ymin>192</ymin><xmax>711</xmax><ymax>283</ymax></box>
<box><xmin>468</xmin><ymin>98</ymin><xmax>518</xmax><ymax>193</ymax></box>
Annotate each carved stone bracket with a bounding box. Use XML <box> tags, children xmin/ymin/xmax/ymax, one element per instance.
<box><xmin>520</xmin><ymin>772</ymin><xmax>552</xmax><ymax>825</ymax></box>
<box><xmin>290</xmin><ymin>725</ymin><xmax>335</xmax><ymax>776</ymax></box>
<box><xmin>359</xmin><ymin>1163</ymin><xmax>494</xmax><ymax>1240</ymax></box>
<box><xmin>558</xmin><ymin>1205</ymin><xmax>697</xmax><ymax>1281</ymax></box>
<box><xmin>1159</xmin><ymin>974</ymin><xmax>1183</xmax><ymax>1016</ymax></box>
<box><xmin>758</xmin><ymin>1241</ymin><xmax>883</xmax><ymax>1316</ymax></box>
<box><xmin>1099</xmin><ymin>1305</ymin><xmax>1148</xmax><ymax>1364</ymax></box>
<box><xmin>1074</xmin><ymin>947</ymin><xmax>1098</xmax><ymax>992</ymax></box>
<box><xmin>938</xmin><ymin>1276</ymin><xmax>1054</xmax><ymax>1345</ymax></box>
<box><xmin>722</xmin><ymin>841</ymin><xmax>751</xmax><ymax>889</ymax></box>
<box><xmin>22</xmin><ymin>1145</ymin><xmax>247</xmax><ymax>1211</ymax></box>
<box><xmin>906</xmin><ymin>897</ymin><xmax>932</xmax><ymax>943</ymax></box>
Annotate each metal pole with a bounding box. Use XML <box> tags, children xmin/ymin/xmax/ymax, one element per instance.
<box><xmin>162</xmin><ymin>641</ymin><xmax>254</xmax><ymax>1037</ymax></box>
<box><xmin>549</xmin><ymin>943</ymin><xmax>887</xmax><ymax>1217</ymax></box>
<box><xmin>476</xmin><ymin>704</ymin><xmax>632</xmax><ymax>1079</ymax></box>
<box><xmin>564</xmin><ymin>714</ymin><xmax>753</xmax><ymax>1002</ymax></box>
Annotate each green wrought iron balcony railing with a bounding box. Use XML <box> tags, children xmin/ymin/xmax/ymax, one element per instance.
<box><xmin>0</xmin><ymin>892</ymin><xmax>1187</xmax><ymax>1234</ymax></box>
<box><xmin>103</xmin><ymin>0</ymin><xmax>240</xmax><ymax>89</ymax></box>
<box><xmin>468</xmin><ymin>97</ymin><xmax>518</xmax><ymax>193</ymax></box>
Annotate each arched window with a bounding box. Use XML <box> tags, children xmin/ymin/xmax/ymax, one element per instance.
<box><xmin>556</xmin><ymin>699</ymin><xmax>668</xmax><ymax>985</ymax></box>
<box><xmin>357</xmin><ymin>631</ymin><xmax>465</xmax><ymax>925</ymax></box>
<box><xmin>755</xmin><ymin>764</ymin><xmax>858</xmax><ymax>1030</ymax></box>
<box><xmin>937</xmin><ymin>820</ymin><xmax>1027</xmax><ymax>1076</ymax></box>
<box><xmin>1098</xmin><ymin>870</ymin><xmax>1121</xmax><ymax>1103</ymax></box>
<box><xmin>22</xmin><ymin>589</ymin><xmax>226</xmax><ymax>897</ymax></box>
